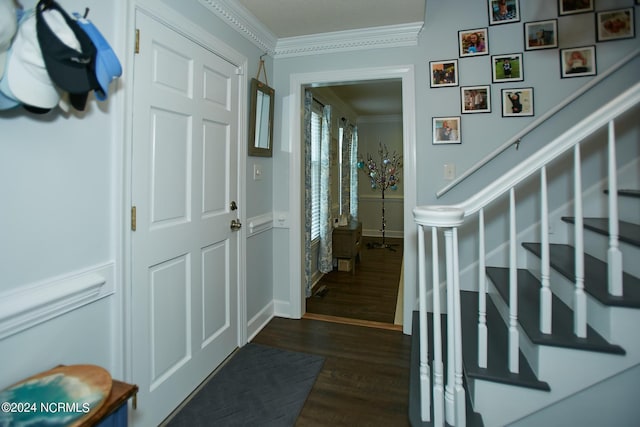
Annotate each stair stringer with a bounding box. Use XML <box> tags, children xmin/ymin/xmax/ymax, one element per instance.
<box><xmin>470</xmin><ymin>282</ymin><xmax>640</xmax><ymax>427</ymax></box>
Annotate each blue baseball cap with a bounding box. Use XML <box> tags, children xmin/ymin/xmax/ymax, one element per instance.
<box><xmin>73</xmin><ymin>13</ymin><xmax>122</xmax><ymax>101</ymax></box>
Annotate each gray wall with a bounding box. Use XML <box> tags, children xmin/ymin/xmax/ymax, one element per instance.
<box><xmin>271</xmin><ymin>0</ymin><xmax>640</xmax><ymax>315</ymax></box>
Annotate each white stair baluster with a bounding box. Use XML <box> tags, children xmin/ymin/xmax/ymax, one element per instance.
<box><xmin>574</xmin><ymin>145</ymin><xmax>587</xmax><ymax>338</ymax></box>
<box><xmin>418</xmin><ymin>225</ymin><xmax>431</xmax><ymax>422</ymax></box>
<box><xmin>478</xmin><ymin>209</ymin><xmax>488</xmax><ymax>368</ymax></box>
<box><xmin>432</xmin><ymin>227</ymin><xmax>445</xmax><ymax>427</ymax></box>
<box><xmin>453</xmin><ymin>228</ymin><xmax>466</xmax><ymax>427</ymax></box>
<box><xmin>607</xmin><ymin>120</ymin><xmax>623</xmax><ymax>296</ymax></box>
<box><xmin>509</xmin><ymin>188</ymin><xmax>520</xmax><ymax>374</ymax></box>
<box><xmin>444</xmin><ymin>228</ymin><xmax>456</xmax><ymax>425</ymax></box>
<box><xmin>540</xmin><ymin>167</ymin><xmax>552</xmax><ymax>334</ymax></box>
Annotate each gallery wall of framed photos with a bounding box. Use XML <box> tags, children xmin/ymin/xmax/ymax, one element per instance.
<box><xmin>428</xmin><ymin>0</ymin><xmax>637</xmax><ymax>144</ymax></box>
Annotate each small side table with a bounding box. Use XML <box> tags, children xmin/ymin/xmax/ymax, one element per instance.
<box><xmin>332</xmin><ymin>221</ymin><xmax>362</xmax><ymax>275</ymax></box>
<box><xmin>88</xmin><ymin>378</ymin><xmax>138</xmax><ymax>426</ymax></box>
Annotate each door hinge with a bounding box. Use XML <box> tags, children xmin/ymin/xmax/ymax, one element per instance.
<box><xmin>135</xmin><ymin>29</ymin><xmax>140</xmax><ymax>54</ymax></box>
<box><xmin>131</xmin><ymin>206</ymin><xmax>137</xmax><ymax>231</ymax></box>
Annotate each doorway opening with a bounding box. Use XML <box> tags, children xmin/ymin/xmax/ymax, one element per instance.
<box><xmin>303</xmin><ymin>80</ymin><xmax>405</xmax><ymax>329</ymax></box>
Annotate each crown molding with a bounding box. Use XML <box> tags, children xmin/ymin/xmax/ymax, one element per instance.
<box><xmin>274</xmin><ymin>22</ymin><xmax>424</xmax><ymax>58</ymax></box>
<box><xmin>198</xmin><ymin>0</ymin><xmax>278</xmax><ymax>54</ymax></box>
<box><xmin>198</xmin><ymin>0</ymin><xmax>423</xmax><ymax>58</ymax></box>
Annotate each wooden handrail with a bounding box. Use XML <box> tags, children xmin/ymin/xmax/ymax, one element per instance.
<box><xmin>436</xmin><ymin>48</ymin><xmax>640</xmax><ymax>199</ymax></box>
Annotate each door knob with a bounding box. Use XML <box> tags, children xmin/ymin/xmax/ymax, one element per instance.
<box><xmin>230</xmin><ymin>219</ymin><xmax>242</xmax><ymax>231</ymax></box>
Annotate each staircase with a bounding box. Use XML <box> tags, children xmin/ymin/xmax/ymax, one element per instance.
<box><xmin>410</xmin><ymin>82</ymin><xmax>640</xmax><ymax>426</ymax></box>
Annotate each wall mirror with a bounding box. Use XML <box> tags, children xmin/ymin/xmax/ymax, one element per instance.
<box><xmin>248</xmin><ymin>78</ymin><xmax>274</xmax><ymax>157</ymax></box>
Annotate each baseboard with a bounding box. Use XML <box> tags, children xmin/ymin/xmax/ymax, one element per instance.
<box><xmin>247</xmin><ymin>301</ymin><xmax>274</xmax><ymax>342</ymax></box>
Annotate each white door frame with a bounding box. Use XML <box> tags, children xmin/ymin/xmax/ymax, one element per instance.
<box><xmin>121</xmin><ymin>0</ymin><xmax>248</xmax><ymax>385</ymax></box>
<box><xmin>286</xmin><ymin>65</ymin><xmax>418</xmax><ymax>334</ymax></box>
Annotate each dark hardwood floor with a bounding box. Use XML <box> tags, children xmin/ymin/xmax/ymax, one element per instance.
<box><xmin>252</xmin><ymin>316</ymin><xmax>412</xmax><ymax>426</ymax></box>
<box><xmin>305</xmin><ymin>236</ymin><xmax>404</xmax><ymax>324</ymax></box>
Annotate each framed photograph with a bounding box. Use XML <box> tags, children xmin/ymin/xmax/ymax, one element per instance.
<box><xmin>433</xmin><ymin>117</ymin><xmax>461</xmax><ymax>144</ymax></box>
<box><xmin>430</xmin><ymin>60</ymin><xmax>459</xmax><ymax>88</ymax></box>
<box><xmin>491</xmin><ymin>53</ymin><xmax>523</xmax><ymax>83</ymax></box>
<box><xmin>488</xmin><ymin>0</ymin><xmax>520</xmax><ymax>25</ymax></box>
<box><xmin>558</xmin><ymin>0</ymin><xmax>594</xmax><ymax>16</ymax></box>
<box><xmin>524</xmin><ymin>20</ymin><xmax>558</xmax><ymax>50</ymax></box>
<box><xmin>596</xmin><ymin>8</ymin><xmax>635</xmax><ymax>42</ymax></box>
<box><xmin>461</xmin><ymin>86</ymin><xmax>491</xmax><ymax>114</ymax></box>
<box><xmin>459</xmin><ymin>28</ymin><xmax>489</xmax><ymax>57</ymax></box>
<box><xmin>560</xmin><ymin>46</ymin><xmax>596</xmax><ymax>78</ymax></box>
<box><xmin>501</xmin><ymin>88</ymin><xmax>534</xmax><ymax>117</ymax></box>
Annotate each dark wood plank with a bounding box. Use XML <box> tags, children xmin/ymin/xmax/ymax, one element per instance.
<box><xmin>306</xmin><ymin>237</ymin><xmax>403</xmax><ymax>324</ymax></box>
<box><xmin>251</xmin><ymin>316</ymin><xmax>412</xmax><ymax>427</ymax></box>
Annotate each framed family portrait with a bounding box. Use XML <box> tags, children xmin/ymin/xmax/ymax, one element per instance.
<box><xmin>430</xmin><ymin>60</ymin><xmax>459</xmax><ymax>87</ymax></box>
<box><xmin>524</xmin><ymin>19</ymin><xmax>558</xmax><ymax>50</ymax></box>
<box><xmin>459</xmin><ymin>28</ymin><xmax>489</xmax><ymax>57</ymax></box>
<box><xmin>461</xmin><ymin>86</ymin><xmax>491</xmax><ymax>114</ymax></box>
<box><xmin>558</xmin><ymin>0</ymin><xmax>593</xmax><ymax>16</ymax></box>
<box><xmin>488</xmin><ymin>0</ymin><xmax>520</xmax><ymax>25</ymax></box>
<box><xmin>560</xmin><ymin>46</ymin><xmax>596</xmax><ymax>78</ymax></box>
<box><xmin>491</xmin><ymin>53</ymin><xmax>523</xmax><ymax>83</ymax></box>
<box><xmin>501</xmin><ymin>88</ymin><xmax>534</xmax><ymax>117</ymax></box>
<box><xmin>433</xmin><ymin>117</ymin><xmax>461</xmax><ymax>144</ymax></box>
<box><xmin>596</xmin><ymin>8</ymin><xmax>635</xmax><ymax>42</ymax></box>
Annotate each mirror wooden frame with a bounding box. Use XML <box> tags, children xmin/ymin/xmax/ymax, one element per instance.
<box><xmin>248</xmin><ymin>78</ymin><xmax>274</xmax><ymax>157</ymax></box>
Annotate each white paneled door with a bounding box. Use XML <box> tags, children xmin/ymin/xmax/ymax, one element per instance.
<box><xmin>130</xmin><ymin>10</ymin><xmax>241</xmax><ymax>426</ymax></box>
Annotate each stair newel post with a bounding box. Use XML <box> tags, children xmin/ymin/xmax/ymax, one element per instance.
<box><xmin>540</xmin><ymin>167</ymin><xmax>552</xmax><ymax>334</ymax></box>
<box><xmin>417</xmin><ymin>225</ymin><xmax>431</xmax><ymax>422</ymax></box>
<box><xmin>432</xmin><ymin>227</ymin><xmax>445</xmax><ymax>427</ymax></box>
<box><xmin>478</xmin><ymin>209</ymin><xmax>488</xmax><ymax>369</ymax></box>
<box><xmin>574</xmin><ymin>145</ymin><xmax>587</xmax><ymax>338</ymax></box>
<box><xmin>509</xmin><ymin>188</ymin><xmax>520</xmax><ymax>373</ymax></box>
<box><xmin>444</xmin><ymin>227</ymin><xmax>456</xmax><ymax>426</ymax></box>
<box><xmin>607</xmin><ymin>120</ymin><xmax>623</xmax><ymax>296</ymax></box>
<box><xmin>452</xmin><ymin>228</ymin><xmax>466</xmax><ymax>427</ymax></box>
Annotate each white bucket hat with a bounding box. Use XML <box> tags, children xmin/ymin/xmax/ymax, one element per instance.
<box><xmin>6</xmin><ymin>9</ymin><xmax>60</xmax><ymax>109</ymax></box>
<box><xmin>0</xmin><ymin>0</ymin><xmax>18</xmax><ymax>79</ymax></box>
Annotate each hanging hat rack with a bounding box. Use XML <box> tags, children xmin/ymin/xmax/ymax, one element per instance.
<box><xmin>255</xmin><ymin>53</ymin><xmax>268</xmax><ymax>86</ymax></box>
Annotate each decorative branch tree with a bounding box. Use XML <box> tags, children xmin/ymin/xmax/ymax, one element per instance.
<box><xmin>357</xmin><ymin>142</ymin><xmax>403</xmax><ymax>251</ymax></box>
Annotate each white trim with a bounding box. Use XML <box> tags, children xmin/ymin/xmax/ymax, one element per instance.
<box><xmin>196</xmin><ymin>0</ymin><xmax>423</xmax><ymax>58</ymax></box>
<box><xmin>197</xmin><ymin>0</ymin><xmax>278</xmax><ymax>54</ymax></box>
<box><xmin>274</xmin><ymin>22</ymin><xmax>424</xmax><ymax>58</ymax></box>
<box><xmin>246</xmin><ymin>301</ymin><xmax>274</xmax><ymax>342</ymax></box>
<box><xmin>0</xmin><ymin>263</ymin><xmax>114</xmax><ymax>340</ymax></box>
<box><xmin>287</xmin><ymin>65</ymin><xmax>417</xmax><ymax>333</ymax></box>
<box><xmin>247</xmin><ymin>212</ymin><xmax>274</xmax><ymax>237</ymax></box>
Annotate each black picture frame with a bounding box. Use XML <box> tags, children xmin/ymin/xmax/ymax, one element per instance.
<box><xmin>560</xmin><ymin>46</ymin><xmax>597</xmax><ymax>78</ymax></box>
<box><xmin>524</xmin><ymin>19</ymin><xmax>558</xmax><ymax>50</ymax></box>
<box><xmin>433</xmin><ymin>117</ymin><xmax>462</xmax><ymax>144</ymax></box>
<box><xmin>430</xmin><ymin>60</ymin><xmax>459</xmax><ymax>88</ymax></box>
<box><xmin>491</xmin><ymin>53</ymin><xmax>524</xmax><ymax>83</ymax></box>
<box><xmin>596</xmin><ymin>8</ymin><xmax>635</xmax><ymax>42</ymax></box>
<box><xmin>461</xmin><ymin>86</ymin><xmax>491</xmax><ymax>114</ymax></box>
<box><xmin>488</xmin><ymin>0</ymin><xmax>520</xmax><ymax>25</ymax></box>
<box><xmin>501</xmin><ymin>88</ymin><xmax>534</xmax><ymax>117</ymax></box>
<box><xmin>459</xmin><ymin>28</ymin><xmax>489</xmax><ymax>57</ymax></box>
<box><xmin>558</xmin><ymin>0</ymin><xmax>594</xmax><ymax>16</ymax></box>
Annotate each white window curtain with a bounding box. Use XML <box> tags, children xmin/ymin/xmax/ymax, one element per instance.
<box><xmin>349</xmin><ymin>125</ymin><xmax>359</xmax><ymax>221</ymax></box>
<box><xmin>318</xmin><ymin>104</ymin><xmax>333</xmax><ymax>273</ymax></box>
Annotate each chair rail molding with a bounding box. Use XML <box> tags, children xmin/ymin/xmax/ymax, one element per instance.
<box><xmin>0</xmin><ymin>262</ymin><xmax>115</xmax><ymax>340</ymax></box>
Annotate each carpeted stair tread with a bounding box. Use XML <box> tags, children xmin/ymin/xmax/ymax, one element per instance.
<box><xmin>409</xmin><ymin>312</ymin><xmax>484</xmax><ymax>427</ymax></box>
<box><xmin>460</xmin><ymin>291</ymin><xmax>550</xmax><ymax>391</ymax></box>
<box><xmin>486</xmin><ymin>267</ymin><xmax>625</xmax><ymax>354</ymax></box>
<box><xmin>561</xmin><ymin>217</ymin><xmax>640</xmax><ymax>247</ymax></box>
<box><xmin>522</xmin><ymin>243</ymin><xmax>640</xmax><ymax>308</ymax></box>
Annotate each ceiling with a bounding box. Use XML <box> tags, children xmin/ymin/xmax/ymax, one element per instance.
<box><xmin>235</xmin><ymin>0</ymin><xmax>423</xmax><ymax>117</ymax></box>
